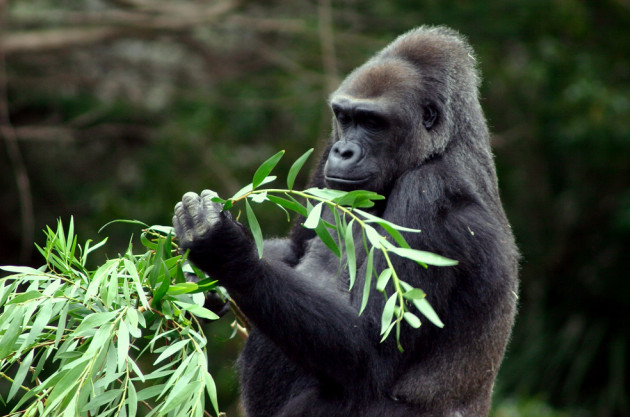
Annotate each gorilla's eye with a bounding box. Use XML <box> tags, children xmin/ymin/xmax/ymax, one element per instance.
<box><xmin>358</xmin><ymin>112</ymin><xmax>388</xmax><ymax>131</ymax></box>
<box><xmin>422</xmin><ymin>104</ymin><xmax>438</xmax><ymax>130</ymax></box>
<box><xmin>335</xmin><ymin>111</ymin><xmax>352</xmax><ymax>126</ymax></box>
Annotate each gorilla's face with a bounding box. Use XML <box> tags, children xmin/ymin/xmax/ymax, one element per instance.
<box><xmin>323</xmin><ymin>62</ymin><xmax>440</xmax><ymax>196</ymax></box>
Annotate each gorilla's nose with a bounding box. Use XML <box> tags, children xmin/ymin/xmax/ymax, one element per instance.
<box><xmin>329</xmin><ymin>141</ymin><xmax>363</xmax><ymax>169</ymax></box>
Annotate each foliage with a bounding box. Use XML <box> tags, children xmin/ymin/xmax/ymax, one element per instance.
<box><xmin>2</xmin><ymin>1</ymin><xmax>630</xmax><ymax>415</ymax></box>
<box><xmin>0</xmin><ymin>219</ymin><xmax>221</xmax><ymax>417</ymax></box>
<box><xmin>212</xmin><ymin>149</ymin><xmax>456</xmax><ymax>351</ymax></box>
<box><xmin>0</xmin><ymin>150</ymin><xmax>455</xmax><ymax>415</ymax></box>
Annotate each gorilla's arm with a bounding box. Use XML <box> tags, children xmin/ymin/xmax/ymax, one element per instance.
<box><xmin>173</xmin><ymin>191</ymin><xmax>390</xmax><ymax>390</ymax></box>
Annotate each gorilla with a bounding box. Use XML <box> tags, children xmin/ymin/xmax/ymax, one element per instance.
<box><xmin>173</xmin><ymin>26</ymin><xmax>518</xmax><ymax>417</ymax></box>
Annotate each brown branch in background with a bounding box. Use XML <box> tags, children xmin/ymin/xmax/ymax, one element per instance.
<box><xmin>0</xmin><ymin>0</ymin><xmax>34</xmax><ymax>263</ymax></box>
<box><xmin>318</xmin><ymin>0</ymin><xmax>339</xmax><ymax>95</ymax></box>
<box><xmin>3</xmin><ymin>0</ymin><xmax>238</xmax><ymax>54</ymax></box>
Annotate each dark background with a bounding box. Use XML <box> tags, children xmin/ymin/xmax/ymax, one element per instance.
<box><xmin>1</xmin><ymin>1</ymin><xmax>629</xmax><ymax>416</ymax></box>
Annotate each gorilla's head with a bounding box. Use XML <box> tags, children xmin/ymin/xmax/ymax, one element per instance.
<box><xmin>323</xmin><ymin>26</ymin><xmax>486</xmax><ymax>196</ymax></box>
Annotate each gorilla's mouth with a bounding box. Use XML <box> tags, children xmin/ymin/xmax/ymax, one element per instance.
<box><xmin>325</xmin><ymin>175</ymin><xmax>370</xmax><ymax>188</ymax></box>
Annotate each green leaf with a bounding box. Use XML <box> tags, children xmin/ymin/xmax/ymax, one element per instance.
<box><xmin>166</xmin><ymin>282</ymin><xmax>198</xmax><ymax>295</ymax></box>
<box><xmin>98</xmin><ymin>219</ymin><xmax>149</xmax><ymax>234</ymax></box>
<box><xmin>287</xmin><ymin>148</ymin><xmax>314</xmax><ymax>190</ymax></box>
<box><xmin>359</xmin><ymin>247</ymin><xmax>375</xmax><ymax>315</ymax></box>
<box><xmin>403</xmin><ymin>288</ymin><xmax>427</xmax><ymax>300</ymax></box>
<box><xmin>245</xmin><ymin>199</ymin><xmax>264</xmax><ymax>258</ymax></box>
<box><xmin>74</xmin><ymin>311</ymin><xmax>117</xmax><ymax>336</ymax></box>
<box><xmin>154</xmin><ymin>339</ymin><xmax>189</xmax><ymax>365</ymax></box>
<box><xmin>332</xmin><ymin>189</ymin><xmax>385</xmax><ymax>208</ymax></box>
<box><xmin>6</xmin><ymin>290</ymin><xmax>41</xmax><ymax>305</ymax></box>
<box><xmin>205</xmin><ymin>371</ymin><xmax>220</xmax><ymax>416</ymax></box>
<box><xmin>128</xmin><ymin>382</ymin><xmax>138</xmax><ymax>417</ymax></box>
<box><xmin>388</xmin><ymin>246</ymin><xmax>458</xmax><ymax>267</ymax></box>
<box><xmin>364</xmin><ymin>225</ymin><xmax>384</xmax><ymax>248</ymax></box>
<box><xmin>376</xmin><ymin>268</ymin><xmax>393</xmax><ymax>292</ymax></box>
<box><xmin>253</xmin><ymin>150</ymin><xmax>284</xmax><ymax>189</ymax></box>
<box><xmin>381</xmin><ymin>293</ymin><xmax>397</xmax><ymax>335</ymax></box>
<box><xmin>175</xmin><ymin>301</ymin><xmax>220</xmax><ymax>321</ymax></box>
<box><xmin>314</xmin><ymin>221</ymin><xmax>341</xmax><ymax>258</ymax></box>
<box><xmin>345</xmin><ymin>220</ymin><xmax>357</xmax><ymax>289</ymax></box>
<box><xmin>231</xmin><ymin>176</ymin><xmax>277</xmax><ymax>200</ymax></box>
<box><xmin>117</xmin><ymin>319</ymin><xmax>130</xmax><ymax>372</ymax></box>
<box><xmin>267</xmin><ymin>194</ymin><xmax>308</xmax><ymax>217</ymax></box>
<box><xmin>250</xmin><ymin>191</ymin><xmax>268</xmax><ymax>203</ymax></box>
<box><xmin>0</xmin><ymin>265</ymin><xmax>44</xmax><ymax>274</ymax></box>
<box><xmin>304</xmin><ymin>202</ymin><xmax>323</xmax><ymax>229</ymax></box>
<box><xmin>8</xmin><ymin>349</ymin><xmax>34</xmax><ymax>401</ymax></box>
<box><xmin>403</xmin><ymin>312</ymin><xmax>422</xmax><ymax>328</ymax></box>
<box><xmin>304</xmin><ymin>187</ymin><xmax>347</xmax><ymax>200</ymax></box>
<box><xmin>380</xmin><ymin>321</ymin><xmax>396</xmax><ymax>343</ymax></box>
<box><xmin>412</xmin><ymin>297</ymin><xmax>444</xmax><ymax>328</ymax></box>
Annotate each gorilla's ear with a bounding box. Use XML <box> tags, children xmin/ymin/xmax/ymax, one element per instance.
<box><xmin>422</xmin><ymin>104</ymin><xmax>438</xmax><ymax>130</ymax></box>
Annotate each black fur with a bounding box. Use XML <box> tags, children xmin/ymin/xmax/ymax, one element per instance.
<box><xmin>173</xmin><ymin>26</ymin><xmax>518</xmax><ymax>417</ymax></box>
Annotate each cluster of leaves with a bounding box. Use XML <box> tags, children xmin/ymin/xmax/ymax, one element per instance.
<box><xmin>212</xmin><ymin>149</ymin><xmax>457</xmax><ymax>351</ymax></box>
<box><xmin>0</xmin><ymin>149</ymin><xmax>457</xmax><ymax>416</ymax></box>
<box><xmin>0</xmin><ymin>219</ymin><xmax>222</xmax><ymax>417</ymax></box>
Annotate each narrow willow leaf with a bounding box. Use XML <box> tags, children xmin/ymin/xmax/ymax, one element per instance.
<box><xmin>154</xmin><ymin>339</ymin><xmax>189</xmax><ymax>365</ymax></box>
<box><xmin>175</xmin><ymin>301</ymin><xmax>220</xmax><ymax>321</ymax></box>
<box><xmin>23</xmin><ymin>301</ymin><xmax>53</xmax><ymax>349</ymax></box>
<box><xmin>80</xmin><ymin>390</ymin><xmax>121</xmax><ymax>412</ymax></box>
<box><xmin>403</xmin><ymin>312</ymin><xmax>422</xmax><ymax>328</ymax></box>
<box><xmin>123</xmin><ymin>259</ymin><xmax>150</xmax><ymax>310</ymax></box>
<box><xmin>8</xmin><ymin>349</ymin><xmax>34</xmax><ymax>401</ymax></box>
<box><xmin>98</xmin><ymin>219</ymin><xmax>149</xmax><ymax>234</ymax></box>
<box><xmin>304</xmin><ymin>201</ymin><xmax>323</xmax><ymax>229</ymax></box>
<box><xmin>314</xmin><ymin>221</ymin><xmax>341</xmax><ymax>258</ymax></box>
<box><xmin>117</xmin><ymin>319</ymin><xmax>130</xmax><ymax>372</ymax></box>
<box><xmin>166</xmin><ymin>282</ymin><xmax>198</xmax><ymax>295</ymax></box>
<box><xmin>355</xmin><ymin>209</ymin><xmax>421</xmax><ymax>232</ymax></box>
<box><xmin>231</xmin><ymin>176</ymin><xmax>277</xmax><ymax>200</ymax></box>
<box><xmin>287</xmin><ymin>148</ymin><xmax>314</xmax><ymax>189</ymax></box>
<box><xmin>388</xmin><ymin>246</ymin><xmax>458</xmax><ymax>267</ymax></box>
<box><xmin>74</xmin><ymin>311</ymin><xmax>117</xmax><ymax>336</ymax></box>
<box><xmin>381</xmin><ymin>293</ymin><xmax>397</xmax><ymax>335</ymax></box>
<box><xmin>359</xmin><ymin>247</ymin><xmax>375</xmax><ymax>315</ymax></box>
<box><xmin>267</xmin><ymin>194</ymin><xmax>308</xmax><ymax>217</ymax></box>
<box><xmin>332</xmin><ymin>189</ymin><xmax>385</xmax><ymax>208</ymax></box>
<box><xmin>379</xmin><ymin>223</ymin><xmax>412</xmax><ymax>249</ymax></box>
<box><xmin>55</xmin><ymin>305</ymin><xmax>68</xmax><ymax>348</ymax></box>
<box><xmin>250</xmin><ymin>191</ymin><xmax>268</xmax><ymax>203</ymax></box>
<box><xmin>6</xmin><ymin>290</ymin><xmax>41</xmax><ymax>305</ymax></box>
<box><xmin>245</xmin><ymin>199</ymin><xmax>264</xmax><ymax>258</ymax></box>
<box><xmin>412</xmin><ymin>297</ymin><xmax>445</xmax><ymax>328</ymax></box>
<box><xmin>345</xmin><ymin>220</ymin><xmax>357</xmax><ymax>290</ymax></box>
<box><xmin>380</xmin><ymin>321</ymin><xmax>396</xmax><ymax>343</ymax></box>
<box><xmin>365</xmin><ymin>225</ymin><xmax>384</xmax><ymax>248</ymax></box>
<box><xmin>0</xmin><ymin>265</ymin><xmax>44</xmax><ymax>274</ymax></box>
<box><xmin>403</xmin><ymin>288</ymin><xmax>427</xmax><ymax>300</ymax></box>
<box><xmin>161</xmin><ymin>382</ymin><xmax>197</xmax><ymax>414</ymax></box>
<box><xmin>205</xmin><ymin>371</ymin><xmax>220</xmax><ymax>415</ymax></box>
<box><xmin>128</xmin><ymin>382</ymin><xmax>138</xmax><ymax>417</ymax></box>
<box><xmin>253</xmin><ymin>150</ymin><xmax>284</xmax><ymax>189</ymax></box>
<box><xmin>136</xmin><ymin>384</ymin><xmax>166</xmax><ymax>401</ymax></box>
<box><xmin>376</xmin><ymin>268</ymin><xmax>393</xmax><ymax>292</ymax></box>
<box><xmin>304</xmin><ymin>187</ymin><xmax>347</xmax><ymax>200</ymax></box>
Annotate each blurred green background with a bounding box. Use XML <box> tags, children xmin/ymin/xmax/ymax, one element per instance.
<box><xmin>1</xmin><ymin>0</ymin><xmax>628</xmax><ymax>416</ymax></box>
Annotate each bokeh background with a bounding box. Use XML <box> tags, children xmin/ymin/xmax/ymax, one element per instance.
<box><xmin>1</xmin><ymin>1</ymin><xmax>629</xmax><ymax>416</ymax></box>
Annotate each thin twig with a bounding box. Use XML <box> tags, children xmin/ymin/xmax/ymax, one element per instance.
<box><xmin>0</xmin><ymin>0</ymin><xmax>34</xmax><ymax>264</ymax></box>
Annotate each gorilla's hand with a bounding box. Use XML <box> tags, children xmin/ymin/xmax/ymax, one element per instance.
<box><xmin>173</xmin><ymin>190</ymin><xmax>256</xmax><ymax>280</ymax></box>
<box><xmin>173</xmin><ymin>190</ymin><xmax>222</xmax><ymax>252</ymax></box>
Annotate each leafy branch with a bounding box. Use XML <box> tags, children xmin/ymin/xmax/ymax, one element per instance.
<box><xmin>0</xmin><ymin>219</ymin><xmax>222</xmax><ymax>417</ymax></box>
<box><xmin>210</xmin><ymin>149</ymin><xmax>457</xmax><ymax>351</ymax></box>
<box><xmin>0</xmin><ymin>148</ymin><xmax>457</xmax><ymax>415</ymax></box>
